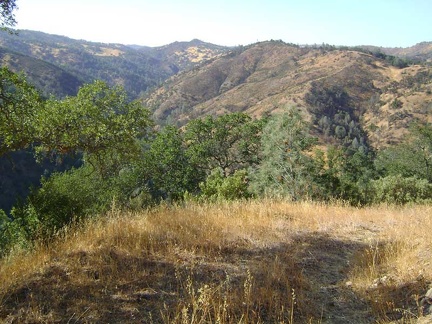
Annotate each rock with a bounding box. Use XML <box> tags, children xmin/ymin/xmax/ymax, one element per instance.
<box><xmin>420</xmin><ymin>288</ymin><xmax>432</xmax><ymax>316</ymax></box>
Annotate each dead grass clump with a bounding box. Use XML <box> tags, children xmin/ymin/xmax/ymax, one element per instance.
<box><xmin>0</xmin><ymin>200</ymin><xmax>314</xmax><ymax>323</ymax></box>
<box><xmin>348</xmin><ymin>205</ymin><xmax>432</xmax><ymax>322</ymax></box>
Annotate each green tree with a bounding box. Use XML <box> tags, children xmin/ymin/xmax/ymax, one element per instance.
<box><xmin>199</xmin><ymin>168</ymin><xmax>251</xmax><ymax>201</ymax></box>
<box><xmin>184</xmin><ymin>112</ymin><xmax>265</xmax><ymax>176</ymax></box>
<box><xmin>370</xmin><ymin>175</ymin><xmax>432</xmax><ymax>205</ymax></box>
<box><xmin>250</xmin><ymin>107</ymin><xmax>318</xmax><ymax>199</ymax></box>
<box><xmin>315</xmin><ymin>145</ymin><xmax>377</xmax><ymax>204</ymax></box>
<box><xmin>35</xmin><ymin>81</ymin><xmax>153</xmax><ymax>177</ymax></box>
<box><xmin>139</xmin><ymin>125</ymin><xmax>203</xmax><ymax>201</ymax></box>
<box><xmin>376</xmin><ymin>122</ymin><xmax>432</xmax><ymax>182</ymax></box>
<box><xmin>0</xmin><ymin>67</ymin><xmax>43</xmax><ymax>156</ymax></box>
<box><xmin>7</xmin><ymin>164</ymin><xmax>124</xmax><ymax>241</ymax></box>
<box><xmin>0</xmin><ymin>0</ymin><xmax>16</xmax><ymax>31</ymax></box>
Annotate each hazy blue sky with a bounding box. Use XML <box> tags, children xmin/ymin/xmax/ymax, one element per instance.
<box><xmin>15</xmin><ymin>0</ymin><xmax>431</xmax><ymax>47</ymax></box>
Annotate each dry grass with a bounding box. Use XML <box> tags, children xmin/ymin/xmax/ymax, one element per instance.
<box><xmin>0</xmin><ymin>200</ymin><xmax>431</xmax><ymax>323</ymax></box>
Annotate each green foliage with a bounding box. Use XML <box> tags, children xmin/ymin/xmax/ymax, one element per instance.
<box><xmin>370</xmin><ymin>175</ymin><xmax>432</xmax><ymax>205</ymax></box>
<box><xmin>0</xmin><ymin>209</ymin><xmax>7</xmax><ymax>229</ymax></box>
<box><xmin>139</xmin><ymin>125</ymin><xmax>203</xmax><ymax>201</ymax></box>
<box><xmin>0</xmin><ymin>209</ymin><xmax>12</xmax><ymax>253</ymax></box>
<box><xmin>12</xmin><ymin>166</ymin><xmax>113</xmax><ymax>238</ymax></box>
<box><xmin>0</xmin><ymin>204</ymin><xmax>40</xmax><ymax>256</ymax></box>
<box><xmin>1</xmin><ymin>79</ymin><xmax>154</xmax><ymax>246</ymax></box>
<box><xmin>199</xmin><ymin>168</ymin><xmax>251</xmax><ymax>201</ymax></box>
<box><xmin>0</xmin><ymin>0</ymin><xmax>16</xmax><ymax>31</ymax></box>
<box><xmin>337</xmin><ymin>150</ymin><xmax>377</xmax><ymax>204</ymax></box>
<box><xmin>306</xmin><ymin>83</ymin><xmax>370</xmax><ymax>153</ymax></box>
<box><xmin>0</xmin><ymin>67</ymin><xmax>44</xmax><ymax>155</ymax></box>
<box><xmin>35</xmin><ymin>81</ymin><xmax>153</xmax><ymax>177</ymax></box>
<box><xmin>306</xmin><ymin>83</ymin><xmax>351</xmax><ymax>118</ymax></box>
<box><xmin>184</xmin><ymin>112</ymin><xmax>265</xmax><ymax>176</ymax></box>
<box><xmin>314</xmin><ymin>145</ymin><xmax>377</xmax><ymax>205</ymax></box>
<box><xmin>250</xmin><ymin>107</ymin><xmax>318</xmax><ymax>199</ymax></box>
<box><xmin>376</xmin><ymin>122</ymin><xmax>432</xmax><ymax>182</ymax></box>
<box><xmin>7</xmin><ymin>160</ymin><xmax>146</xmax><ymax>243</ymax></box>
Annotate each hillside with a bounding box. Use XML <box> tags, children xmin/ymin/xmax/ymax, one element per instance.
<box><xmin>143</xmin><ymin>41</ymin><xmax>432</xmax><ymax>148</ymax></box>
<box><xmin>361</xmin><ymin>42</ymin><xmax>432</xmax><ymax>63</ymax></box>
<box><xmin>0</xmin><ymin>30</ymin><xmax>230</xmax><ymax>98</ymax></box>
<box><xmin>1</xmin><ymin>32</ymin><xmax>432</xmax><ymax>212</ymax></box>
<box><xmin>1</xmin><ymin>201</ymin><xmax>431</xmax><ymax>323</ymax></box>
<box><xmin>0</xmin><ymin>31</ymin><xmax>230</xmax><ymax>211</ymax></box>
<box><xmin>0</xmin><ymin>32</ymin><xmax>430</xmax><ymax>148</ymax></box>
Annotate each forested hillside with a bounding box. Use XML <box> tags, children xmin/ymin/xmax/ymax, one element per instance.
<box><xmin>1</xmin><ymin>30</ymin><xmax>431</xmax><ymax>240</ymax></box>
<box><xmin>0</xmin><ymin>31</ymin><xmax>230</xmax><ymax>211</ymax></box>
<box><xmin>0</xmin><ymin>30</ymin><xmax>229</xmax><ymax>98</ymax></box>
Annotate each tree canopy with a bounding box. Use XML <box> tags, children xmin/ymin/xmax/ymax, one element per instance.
<box><xmin>0</xmin><ymin>0</ymin><xmax>16</xmax><ymax>31</ymax></box>
<box><xmin>35</xmin><ymin>81</ymin><xmax>153</xmax><ymax>176</ymax></box>
<box><xmin>0</xmin><ymin>67</ymin><xmax>43</xmax><ymax>155</ymax></box>
<box><xmin>184</xmin><ymin>112</ymin><xmax>265</xmax><ymax>176</ymax></box>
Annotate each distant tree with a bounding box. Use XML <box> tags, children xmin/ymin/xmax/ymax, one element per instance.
<box><xmin>0</xmin><ymin>0</ymin><xmax>16</xmax><ymax>32</ymax></box>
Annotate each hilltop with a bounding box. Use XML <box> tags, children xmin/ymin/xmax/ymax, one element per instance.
<box><xmin>361</xmin><ymin>41</ymin><xmax>432</xmax><ymax>63</ymax></box>
<box><xmin>143</xmin><ymin>40</ymin><xmax>432</xmax><ymax>148</ymax></box>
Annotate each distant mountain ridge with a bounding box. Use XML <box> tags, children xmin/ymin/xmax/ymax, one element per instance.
<box><xmin>360</xmin><ymin>41</ymin><xmax>432</xmax><ymax>63</ymax></box>
<box><xmin>0</xmin><ymin>30</ymin><xmax>431</xmax><ymax>148</ymax></box>
<box><xmin>0</xmin><ymin>30</ymin><xmax>230</xmax><ymax>98</ymax></box>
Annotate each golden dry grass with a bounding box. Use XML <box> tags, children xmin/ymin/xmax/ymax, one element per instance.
<box><xmin>0</xmin><ymin>200</ymin><xmax>431</xmax><ymax>323</ymax></box>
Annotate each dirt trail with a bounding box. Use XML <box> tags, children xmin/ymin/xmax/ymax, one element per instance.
<box><xmin>292</xmin><ymin>227</ymin><xmax>380</xmax><ymax>323</ymax></box>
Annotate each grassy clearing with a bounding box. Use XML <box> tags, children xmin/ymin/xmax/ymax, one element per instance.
<box><xmin>0</xmin><ymin>200</ymin><xmax>431</xmax><ymax>323</ymax></box>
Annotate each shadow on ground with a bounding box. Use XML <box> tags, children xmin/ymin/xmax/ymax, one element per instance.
<box><xmin>0</xmin><ymin>232</ymin><xmax>428</xmax><ymax>323</ymax></box>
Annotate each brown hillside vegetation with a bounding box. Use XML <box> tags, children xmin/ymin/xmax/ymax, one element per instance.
<box><xmin>1</xmin><ymin>201</ymin><xmax>431</xmax><ymax>323</ymax></box>
<box><xmin>144</xmin><ymin>41</ymin><xmax>432</xmax><ymax>148</ymax></box>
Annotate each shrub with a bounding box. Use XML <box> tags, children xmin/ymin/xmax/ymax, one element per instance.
<box><xmin>0</xmin><ymin>205</ymin><xmax>40</xmax><ymax>256</ymax></box>
<box><xmin>199</xmin><ymin>168</ymin><xmax>251</xmax><ymax>201</ymax></box>
<box><xmin>371</xmin><ymin>175</ymin><xmax>432</xmax><ymax>205</ymax></box>
<box><xmin>10</xmin><ymin>164</ymin><xmax>129</xmax><ymax>240</ymax></box>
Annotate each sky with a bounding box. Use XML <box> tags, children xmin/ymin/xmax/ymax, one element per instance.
<box><xmin>14</xmin><ymin>0</ymin><xmax>432</xmax><ymax>48</ymax></box>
